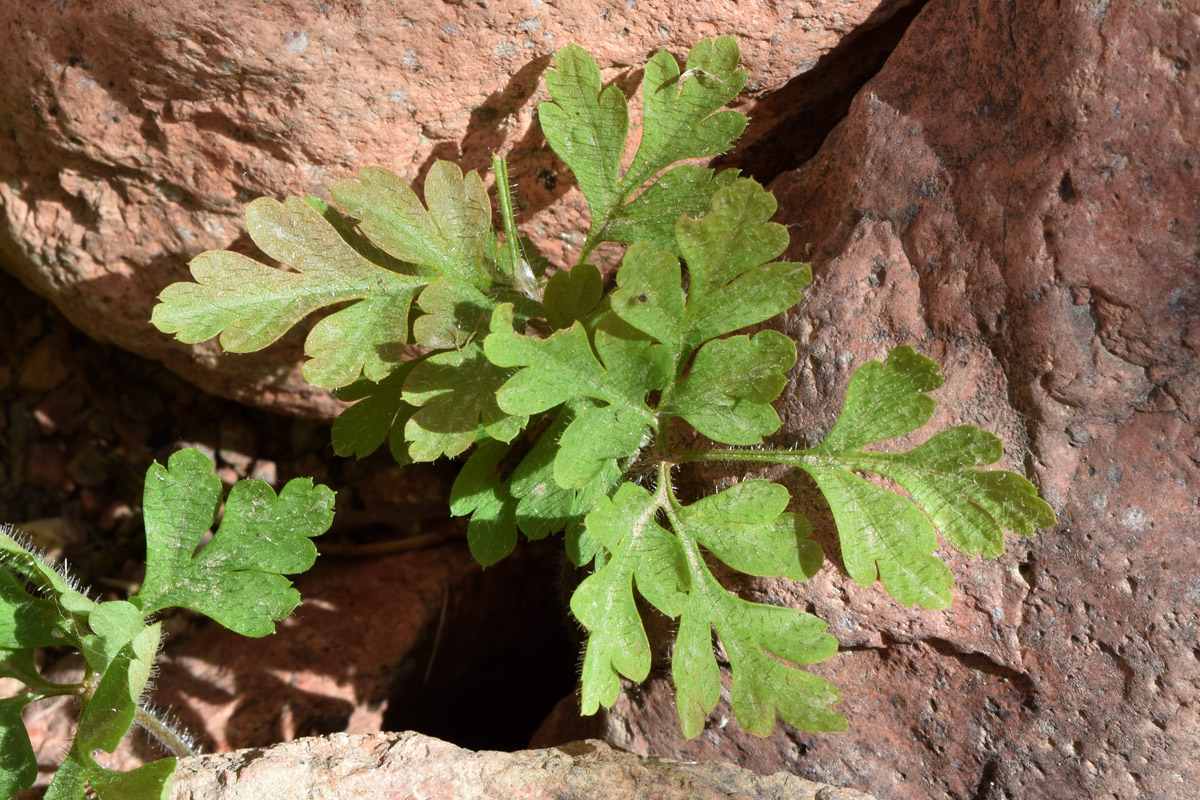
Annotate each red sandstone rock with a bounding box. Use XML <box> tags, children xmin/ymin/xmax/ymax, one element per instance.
<box><xmin>553</xmin><ymin>0</ymin><xmax>1199</xmax><ymax>798</ymax></box>
<box><xmin>168</xmin><ymin>732</ymin><xmax>878</xmax><ymax>800</ymax></box>
<box><xmin>0</xmin><ymin>1</ymin><xmax>896</xmax><ymax>418</ymax></box>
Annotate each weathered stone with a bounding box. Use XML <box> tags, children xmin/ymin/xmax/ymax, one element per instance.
<box><xmin>168</xmin><ymin>732</ymin><xmax>877</xmax><ymax>800</ymax></box>
<box><xmin>0</xmin><ymin>0</ymin><xmax>900</xmax><ymax>418</ymax></box>
<box><xmin>570</xmin><ymin>0</ymin><xmax>1200</xmax><ymax>797</ymax></box>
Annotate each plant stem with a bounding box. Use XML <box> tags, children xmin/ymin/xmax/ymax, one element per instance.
<box><xmin>135</xmin><ymin>704</ymin><xmax>200</xmax><ymax>758</ymax></box>
<box><xmin>665</xmin><ymin>447</ymin><xmax>814</xmax><ymax>467</ymax></box>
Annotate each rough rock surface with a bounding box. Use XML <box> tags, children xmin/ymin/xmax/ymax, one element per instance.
<box><xmin>0</xmin><ymin>0</ymin><xmax>905</xmax><ymax>418</ymax></box>
<box><xmin>552</xmin><ymin>0</ymin><xmax>1199</xmax><ymax>798</ymax></box>
<box><xmin>168</xmin><ymin>732</ymin><xmax>878</xmax><ymax>800</ymax></box>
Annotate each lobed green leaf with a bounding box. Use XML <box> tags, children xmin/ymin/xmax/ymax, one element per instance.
<box><xmin>786</xmin><ymin>347</ymin><xmax>1057</xmax><ymax>608</ymax></box>
<box><xmin>136</xmin><ymin>448</ymin><xmax>335</xmax><ymax>636</ymax></box>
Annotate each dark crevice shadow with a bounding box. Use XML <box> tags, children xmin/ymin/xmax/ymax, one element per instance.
<box><xmin>714</xmin><ymin>0</ymin><xmax>932</xmax><ymax>185</ymax></box>
<box><xmin>381</xmin><ymin>538</ymin><xmax>580</xmax><ymax>752</ymax></box>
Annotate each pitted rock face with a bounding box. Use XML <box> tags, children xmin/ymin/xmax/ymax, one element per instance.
<box><xmin>534</xmin><ymin>0</ymin><xmax>1198</xmax><ymax>798</ymax></box>
<box><xmin>0</xmin><ymin>0</ymin><xmax>897</xmax><ymax>418</ymax></box>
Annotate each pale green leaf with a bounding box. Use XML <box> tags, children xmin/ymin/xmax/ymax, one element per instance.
<box><xmin>135</xmin><ymin>448</ymin><xmax>334</xmax><ymax>636</ymax></box>
<box><xmin>539</xmin><ymin>38</ymin><xmax>747</xmax><ymax>256</ymax></box>
<box><xmin>448</xmin><ymin>439</ymin><xmax>519</xmax><ymax>567</ymax></box>
<box><xmin>486</xmin><ymin>307</ymin><xmax>666</xmax><ymax>487</ymax></box>
<box><xmin>151</xmin><ymin>196</ymin><xmax>424</xmax><ymax>388</ymax></box>
<box><xmin>667</xmin><ymin>331</ymin><xmax>796</xmax><ymax>445</ymax></box>
<box><xmin>538</xmin><ymin>45</ymin><xmax>628</xmax><ymax>226</ymax></box>
<box><xmin>603</xmin><ymin>166</ymin><xmax>740</xmax><ymax>255</ymax></box>
<box><xmin>610</xmin><ymin>179</ymin><xmax>810</xmax><ymax>375</ymax></box>
<box><xmin>331</xmin><ymin>162</ymin><xmax>495</xmax><ymax>287</ymax></box>
<box><xmin>623</xmin><ymin>37</ymin><xmax>746</xmax><ymax>195</ymax></box>
<box><xmin>673</xmin><ymin>480</ymin><xmax>822</xmax><ymax>581</ymax></box>
<box><xmin>785</xmin><ymin>347</ymin><xmax>1057</xmax><ymax>608</ymax></box>
<box><xmin>403</xmin><ymin>341</ymin><xmax>526</xmax><ymax>461</ymax></box>
<box><xmin>672</xmin><ymin>569</ymin><xmax>843</xmax><ymax>738</ymax></box>
<box><xmin>572</xmin><ymin>484</ymin><xmax>687</xmax><ymax>713</ymax></box>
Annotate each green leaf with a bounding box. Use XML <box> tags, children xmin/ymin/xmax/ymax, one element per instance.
<box><xmin>543</xmin><ymin>263</ymin><xmax>603</xmax><ymax>331</ymax></box>
<box><xmin>151</xmin><ymin>196</ymin><xmax>425</xmax><ymax>389</ymax></box>
<box><xmin>43</xmin><ymin>748</ymin><xmax>88</xmax><ymax>800</ymax></box>
<box><xmin>331</xmin><ymin>162</ymin><xmax>495</xmax><ymax>288</ymax></box>
<box><xmin>486</xmin><ymin>307</ymin><xmax>667</xmax><ymax>487</ymax></box>
<box><xmin>538</xmin><ymin>45</ymin><xmax>629</xmax><ymax>232</ymax></box>
<box><xmin>624</xmin><ymin>37</ymin><xmax>746</xmax><ymax>194</ymax></box>
<box><xmin>672</xmin><ymin>480</ymin><xmax>822</xmax><ymax>581</ymax></box>
<box><xmin>0</xmin><ymin>694</ymin><xmax>37</xmax><ymax>798</ymax></box>
<box><xmin>0</xmin><ymin>646</ymin><xmax>65</xmax><ymax>690</ymax></box>
<box><xmin>74</xmin><ymin>622</ymin><xmax>160</xmax><ymax>754</ymax></box>
<box><xmin>785</xmin><ymin>347</ymin><xmax>1057</xmax><ymax>608</ymax></box>
<box><xmin>666</xmin><ymin>331</ymin><xmax>796</xmax><ymax>445</ymax></box>
<box><xmin>539</xmin><ymin>38</ymin><xmax>747</xmax><ymax>257</ymax></box>
<box><xmin>671</xmin><ymin>566</ymin><xmax>843</xmax><ymax>739</ymax></box>
<box><xmin>571</xmin><ymin>484</ymin><xmax>688</xmax><ymax>713</ymax></box>
<box><xmin>135</xmin><ymin>448</ymin><xmax>334</xmax><ymax>636</ymax></box>
<box><xmin>85</xmin><ymin>756</ymin><xmax>176</xmax><ymax>800</ymax></box>
<box><xmin>80</xmin><ymin>600</ymin><xmax>146</xmax><ymax>672</ymax></box>
<box><xmin>448</xmin><ymin>438</ymin><xmax>520</xmax><ymax>567</ymax></box>
<box><xmin>0</xmin><ymin>568</ymin><xmax>65</xmax><ymax>649</ymax></box>
<box><xmin>411</xmin><ymin>278</ymin><xmax>493</xmax><ymax>350</ymax></box>
<box><xmin>603</xmin><ymin>166</ymin><xmax>740</xmax><ymax>255</ymax></box>
<box><xmin>611</xmin><ymin>179</ymin><xmax>810</xmax><ymax>366</ymax></box>
<box><xmin>570</xmin><ymin>475</ymin><xmax>840</xmax><ymax>738</ymax></box>
<box><xmin>331</xmin><ymin>364</ymin><xmax>420</xmax><ymax>464</ymax></box>
<box><xmin>403</xmin><ymin>341</ymin><xmax>527</xmax><ymax>461</ymax></box>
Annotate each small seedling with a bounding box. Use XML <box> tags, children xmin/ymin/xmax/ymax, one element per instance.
<box><xmin>0</xmin><ymin>448</ymin><xmax>334</xmax><ymax>799</ymax></box>
<box><xmin>150</xmin><ymin>36</ymin><xmax>1056</xmax><ymax>742</ymax></box>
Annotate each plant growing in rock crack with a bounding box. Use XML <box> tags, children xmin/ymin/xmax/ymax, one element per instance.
<box><xmin>151</xmin><ymin>37</ymin><xmax>1057</xmax><ymax>741</ymax></box>
<box><xmin>0</xmin><ymin>448</ymin><xmax>334</xmax><ymax>799</ymax></box>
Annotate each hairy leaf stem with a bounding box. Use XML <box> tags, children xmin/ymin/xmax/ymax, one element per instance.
<box><xmin>664</xmin><ymin>447</ymin><xmax>816</xmax><ymax>468</ymax></box>
<box><xmin>134</xmin><ymin>704</ymin><xmax>200</xmax><ymax>758</ymax></box>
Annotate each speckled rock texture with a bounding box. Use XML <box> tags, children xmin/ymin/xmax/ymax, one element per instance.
<box><xmin>539</xmin><ymin>0</ymin><xmax>1198</xmax><ymax>798</ymax></box>
<box><xmin>168</xmin><ymin>732</ymin><xmax>878</xmax><ymax>800</ymax></box>
<box><xmin>0</xmin><ymin>0</ymin><xmax>901</xmax><ymax>418</ymax></box>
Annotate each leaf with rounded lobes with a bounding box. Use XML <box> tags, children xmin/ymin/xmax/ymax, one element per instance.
<box><xmin>673</xmin><ymin>569</ymin><xmax>844</xmax><ymax>738</ymax></box>
<box><xmin>667</xmin><ymin>331</ymin><xmax>796</xmax><ymax>445</ymax></box>
<box><xmin>624</xmin><ymin>37</ymin><xmax>746</xmax><ymax>194</ymax></box>
<box><xmin>673</xmin><ymin>480</ymin><xmax>822</xmax><ymax>581</ymax></box>
<box><xmin>611</xmin><ymin>179</ymin><xmax>810</xmax><ymax>381</ymax></box>
<box><xmin>543</xmin><ymin>263</ymin><xmax>603</xmax><ymax>331</ymax></box>
<box><xmin>331</xmin><ymin>162</ymin><xmax>496</xmax><ymax>287</ymax></box>
<box><xmin>331</xmin><ymin>364</ymin><xmax>420</xmax><ymax>463</ymax></box>
<box><xmin>486</xmin><ymin>307</ymin><xmax>666</xmax><ymax>487</ymax></box>
<box><xmin>603</xmin><ymin>166</ymin><xmax>740</xmax><ymax>255</ymax></box>
<box><xmin>403</xmin><ymin>341</ymin><xmax>526</xmax><ymax>462</ymax></box>
<box><xmin>539</xmin><ymin>38</ymin><xmax>747</xmax><ymax>252</ymax></box>
<box><xmin>448</xmin><ymin>439</ymin><xmax>520</xmax><ymax>567</ymax></box>
<box><xmin>135</xmin><ymin>448</ymin><xmax>334</xmax><ymax>637</ymax></box>
<box><xmin>150</xmin><ymin>196</ymin><xmax>425</xmax><ymax>389</ymax></box>
<box><xmin>572</xmin><ymin>483</ymin><xmax>687</xmax><ymax>714</ymax></box>
<box><xmin>538</xmin><ymin>44</ymin><xmax>629</xmax><ymax>227</ymax></box>
<box><xmin>784</xmin><ymin>347</ymin><xmax>1056</xmax><ymax>608</ymax></box>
